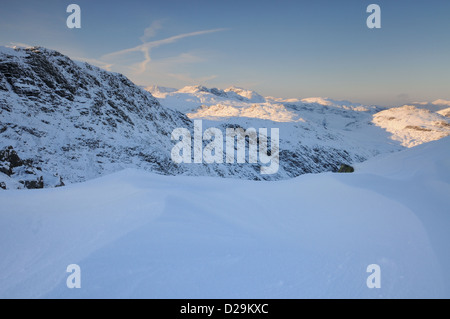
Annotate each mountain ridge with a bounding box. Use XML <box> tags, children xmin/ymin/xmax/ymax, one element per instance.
<box><xmin>1</xmin><ymin>46</ymin><xmax>449</xmax><ymax>189</ymax></box>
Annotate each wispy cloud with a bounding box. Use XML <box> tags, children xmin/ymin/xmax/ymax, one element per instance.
<box><xmin>140</xmin><ymin>20</ymin><xmax>163</xmax><ymax>42</ymax></box>
<box><xmin>67</xmin><ymin>22</ymin><xmax>227</xmax><ymax>88</ymax></box>
<box><xmin>102</xmin><ymin>27</ymin><xmax>227</xmax><ymax>74</ymax></box>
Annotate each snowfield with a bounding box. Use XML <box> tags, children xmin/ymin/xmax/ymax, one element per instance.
<box><xmin>1</xmin><ymin>136</ymin><xmax>449</xmax><ymax>299</ymax></box>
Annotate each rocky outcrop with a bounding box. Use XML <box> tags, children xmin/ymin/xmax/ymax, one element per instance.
<box><xmin>0</xmin><ymin>145</ymin><xmax>64</xmax><ymax>189</ymax></box>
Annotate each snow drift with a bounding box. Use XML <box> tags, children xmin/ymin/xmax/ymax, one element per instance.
<box><xmin>0</xmin><ymin>136</ymin><xmax>449</xmax><ymax>298</ymax></box>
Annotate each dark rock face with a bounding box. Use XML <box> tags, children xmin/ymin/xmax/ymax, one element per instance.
<box><xmin>0</xmin><ymin>145</ymin><xmax>24</xmax><ymax>175</ymax></box>
<box><xmin>0</xmin><ymin>145</ymin><xmax>63</xmax><ymax>190</ymax></box>
<box><xmin>280</xmin><ymin>147</ymin><xmax>358</xmax><ymax>176</ymax></box>
<box><xmin>23</xmin><ymin>176</ymin><xmax>44</xmax><ymax>189</ymax></box>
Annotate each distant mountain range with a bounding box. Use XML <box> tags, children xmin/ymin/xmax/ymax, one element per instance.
<box><xmin>1</xmin><ymin>46</ymin><xmax>449</xmax><ymax>189</ymax></box>
<box><xmin>148</xmin><ymin>84</ymin><xmax>450</xmax><ymax>148</ymax></box>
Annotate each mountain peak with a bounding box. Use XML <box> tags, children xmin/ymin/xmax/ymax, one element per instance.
<box><xmin>224</xmin><ymin>86</ymin><xmax>265</xmax><ymax>103</ymax></box>
<box><xmin>178</xmin><ymin>85</ymin><xmax>210</xmax><ymax>94</ymax></box>
<box><xmin>0</xmin><ymin>45</ymin><xmax>196</xmax><ymax>188</ymax></box>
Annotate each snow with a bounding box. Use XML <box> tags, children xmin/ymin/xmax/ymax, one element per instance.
<box><xmin>147</xmin><ymin>85</ymin><xmax>449</xmax><ymax>151</ymax></box>
<box><xmin>1</xmin><ymin>46</ymin><xmax>450</xmax><ymax>297</ymax></box>
<box><xmin>373</xmin><ymin>105</ymin><xmax>450</xmax><ymax>147</ymax></box>
<box><xmin>3</xmin><ymin>45</ymin><xmax>445</xmax><ymax>187</ymax></box>
<box><xmin>144</xmin><ymin>85</ymin><xmax>177</xmax><ymax>98</ymax></box>
<box><xmin>0</xmin><ymin>172</ymin><xmax>21</xmax><ymax>189</ymax></box>
<box><xmin>0</xmin><ymin>46</ymin><xmax>198</xmax><ymax>185</ymax></box>
<box><xmin>437</xmin><ymin>108</ymin><xmax>450</xmax><ymax>118</ymax></box>
<box><xmin>148</xmin><ymin>85</ymin><xmax>380</xmax><ymax>121</ymax></box>
<box><xmin>408</xmin><ymin>100</ymin><xmax>450</xmax><ymax>113</ymax></box>
<box><xmin>0</xmin><ymin>46</ymin><xmax>27</xmax><ymax>57</ymax></box>
<box><xmin>1</xmin><ymin>136</ymin><xmax>449</xmax><ymax>298</ymax></box>
<box><xmin>188</xmin><ymin>102</ymin><xmax>302</xmax><ymax>123</ymax></box>
<box><xmin>432</xmin><ymin>99</ymin><xmax>450</xmax><ymax>107</ymax></box>
<box><xmin>299</xmin><ymin>97</ymin><xmax>373</xmax><ymax>112</ymax></box>
<box><xmin>224</xmin><ymin>86</ymin><xmax>265</xmax><ymax>103</ymax></box>
<box><xmin>1</xmin><ymin>46</ymin><xmax>413</xmax><ymax>185</ymax></box>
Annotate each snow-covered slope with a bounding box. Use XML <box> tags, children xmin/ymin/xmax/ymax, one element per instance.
<box><xmin>373</xmin><ymin>105</ymin><xmax>450</xmax><ymax>147</ymax></box>
<box><xmin>147</xmin><ymin>85</ymin><xmax>267</xmax><ymax>114</ymax></box>
<box><xmin>407</xmin><ymin>99</ymin><xmax>450</xmax><ymax>112</ymax></box>
<box><xmin>144</xmin><ymin>85</ymin><xmax>177</xmax><ymax>96</ymax></box>
<box><xmin>437</xmin><ymin>108</ymin><xmax>450</xmax><ymax>118</ymax></box>
<box><xmin>224</xmin><ymin>86</ymin><xmax>266</xmax><ymax>103</ymax></box>
<box><xmin>0</xmin><ymin>46</ymin><xmax>194</xmax><ymax>187</ymax></box>
<box><xmin>1</xmin><ymin>136</ymin><xmax>449</xmax><ymax>298</ymax></box>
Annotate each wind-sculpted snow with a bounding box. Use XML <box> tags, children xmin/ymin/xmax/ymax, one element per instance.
<box><xmin>0</xmin><ymin>137</ymin><xmax>449</xmax><ymax>298</ymax></box>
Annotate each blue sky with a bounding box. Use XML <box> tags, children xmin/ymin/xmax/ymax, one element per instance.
<box><xmin>1</xmin><ymin>0</ymin><xmax>449</xmax><ymax>106</ymax></box>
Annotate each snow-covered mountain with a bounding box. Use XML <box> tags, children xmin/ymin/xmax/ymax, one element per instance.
<box><xmin>148</xmin><ymin>84</ymin><xmax>450</xmax><ymax>165</ymax></box>
<box><xmin>0</xmin><ymin>46</ymin><xmax>193</xmax><ymax>188</ymax></box>
<box><xmin>373</xmin><ymin>105</ymin><xmax>450</xmax><ymax>147</ymax></box>
<box><xmin>438</xmin><ymin>108</ymin><xmax>450</xmax><ymax>118</ymax></box>
<box><xmin>1</xmin><ymin>46</ymin><xmax>450</xmax><ymax>298</ymax></box>
<box><xmin>0</xmin><ymin>46</ymin><xmax>365</xmax><ymax>188</ymax></box>
<box><xmin>406</xmin><ymin>99</ymin><xmax>450</xmax><ymax>113</ymax></box>
<box><xmin>1</xmin><ymin>46</ymin><xmax>449</xmax><ymax>189</ymax></box>
<box><xmin>149</xmin><ymin>85</ymin><xmax>449</xmax><ymax>145</ymax></box>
